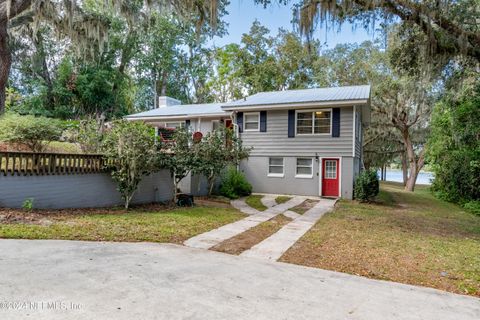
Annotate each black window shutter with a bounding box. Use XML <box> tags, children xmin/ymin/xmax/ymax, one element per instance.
<box><xmin>260</xmin><ymin>111</ymin><xmax>267</xmax><ymax>132</ymax></box>
<box><xmin>332</xmin><ymin>108</ymin><xmax>340</xmax><ymax>137</ymax></box>
<box><xmin>237</xmin><ymin>112</ymin><xmax>243</xmax><ymax>133</ymax></box>
<box><xmin>288</xmin><ymin>110</ymin><xmax>295</xmax><ymax>138</ymax></box>
<box><xmin>185</xmin><ymin>119</ymin><xmax>190</xmax><ymax>128</ymax></box>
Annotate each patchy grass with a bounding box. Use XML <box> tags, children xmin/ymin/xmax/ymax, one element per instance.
<box><xmin>275</xmin><ymin>196</ymin><xmax>292</xmax><ymax>205</ymax></box>
<box><xmin>280</xmin><ymin>182</ymin><xmax>480</xmax><ymax>297</ymax></box>
<box><xmin>245</xmin><ymin>195</ymin><xmax>268</xmax><ymax>211</ymax></box>
<box><xmin>290</xmin><ymin>199</ymin><xmax>319</xmax><ymax>214</ymax></box>
<box><xmin>211</xmin><ymin>214</ymin><xmax>292</xmax><ymax>255</ymax></box>
<box><xmin>0</xmin><ymin>205</ymin><xmax>245</xmax><ymax>244</ymax></box>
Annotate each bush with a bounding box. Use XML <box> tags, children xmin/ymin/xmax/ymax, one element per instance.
<box><xmin>464</xmin><ymin>201</ymin><xmax>480</xmax><ymax>216</ymax></box>
<box><xmin>355</xmin><ymin>169</ymin><xmax>379</xmax><ymax>202</ymax></box>
<box><xmin>0</xmin><ymin>113</ymin><xmax>64</xmax><ymax>152</ymax></box>
<box><xmin>219</xmin><ymin>168</ymin><xmax>252</xmax><ymax>199</ymax></box>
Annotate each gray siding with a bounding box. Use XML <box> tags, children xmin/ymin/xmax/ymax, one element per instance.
<box><xmin>0</xmin><ymin>170</ymin><xmax>173</xmax><ymax>209</ymax></box>
<box><xmin>179</xmin><ymin>173</ymin><xmax>221</xmax><ymax>196</ymax></box>
<box><xmin>354</xmin><ymin>108</ymin><xmax>362</xmax><ymax>158</ymax></box>
<box><xmin>240</xmin><ymin>156</ymin><xmax>354</xmax><ymax>199</ymax></box>
<box><xmin>240</xmin><ymin>106</ymin><xmax>354</xmax><ymax>157</ymax></box>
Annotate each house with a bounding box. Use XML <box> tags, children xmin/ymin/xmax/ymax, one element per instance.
<box><xmin>125</xmin><ymin>85</ymin><xmax>371</xmax><ymax>199</ymax></box>
<box><xmin>125</xmin><ymin>96</ymin><xmax>232</xmax><ymax>137</ymax></box>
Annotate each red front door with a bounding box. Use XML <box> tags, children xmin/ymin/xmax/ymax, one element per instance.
<box><xmin>322</xmin><ymin>159</ymin><xmax>339</xmax><ymax>197</ymax></box>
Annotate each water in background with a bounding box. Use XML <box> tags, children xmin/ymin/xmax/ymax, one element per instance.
<box><xmin>379</xmin><ymin>170</ymin><xmax>434</xmax><ymax>185</ymax></box>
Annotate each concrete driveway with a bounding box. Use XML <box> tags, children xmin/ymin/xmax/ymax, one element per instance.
<box><xmin>0</xmin><ymin>240</ymin><xmax>478</xmax><ymax>320</ymax></box>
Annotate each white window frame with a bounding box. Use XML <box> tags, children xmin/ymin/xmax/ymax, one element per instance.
<box><xmin>324</xmin><ymin>160</ymin><xmax>338</xmax><ymax>179</ymax></box>
<box><xmin>295</xmin><ymin>108</ymin><xmax>332</xmax><ymax>136</ymax></box>
<box><xmin>268</xmin><ymin>157</ymin><xmax>284</xmax><ymax>178</ymax></box>
<box><xmin>164</xmin><ymin>121</ymin><xmax>185</xmax><ymax>129</ymax></box>
<box><xmin>295</xmin><ymin>157</ymin><xmax>314</xmax><ymax>178</ymax></box>
<box><xmin>244</xmin><ymin>112</ymin><xmax>260</xmax><ymax>132</ymax></box>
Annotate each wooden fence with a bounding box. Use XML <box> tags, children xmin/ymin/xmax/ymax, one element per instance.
<box><xmin>0</xmin><ymin>151</ymin><xmax>110</xmax><ymax>176</ymax></box>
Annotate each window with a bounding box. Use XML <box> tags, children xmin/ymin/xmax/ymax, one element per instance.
<box><xmin>296</xmin><ymin>110</ymin><xmax>331</xmax><ymax>135</ymax></box>
<box><xmin>212</xmin><ymin>120</ymin><xmax>220</xmax><ymax>131</ymax></box>
<box><xmin>296</xmin><ymin>158</ymin><xmax>313</xmax><ymax>178</ymax></box>
<box><xmin>324</xmin><ymin>160</ymin><xmax>337</xmax><ymax>179</ymax></box>
<box><xmin>268</xmin><ymin>157</ymin><xmax>284</xmax><ymax>177</ymax></box>
<box><xmin>165</xmin><ymin>122</ymin><xmax>184</xmax><ymax>129</ymax></box>
<box><xmin>244</xmin><ymin>112</ymin><xmax>260</xmax><ymax>131</ymax></box>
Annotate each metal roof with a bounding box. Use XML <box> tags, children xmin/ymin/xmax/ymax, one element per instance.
<box><xmin>222</xmin><ymin>85</ymin><xmax>371</xmax><ymax>109</ymax></box>
<box><xmin>125</xmin><ymin>103</ymin><xmax>228</xmax><ymax>119</ymax></box>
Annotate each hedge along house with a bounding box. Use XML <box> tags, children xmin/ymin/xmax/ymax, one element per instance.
<box><xmin>222</xmin><ymin>85</ymin><xmax>371</xmax><ymax>199</ymax></box>
<box><xmin>126</xmin><ymin>85</ymin><xmax>371</xmax><ymax>199</ymax></box>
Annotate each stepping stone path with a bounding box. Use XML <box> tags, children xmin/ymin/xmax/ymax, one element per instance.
<box><xmin>184</xmin><ymin>195</ymin><xmax>336</xmax><ymax>260</ymax></box>
<box><xmin>260</xmin><ymin>195</ymin><xmax>277</xmax><ymax>208</ymax></box>
<box><xmin>240</xmin><ymin>199</ymin><xmax>337</xmax><ymax>260</ymax></box>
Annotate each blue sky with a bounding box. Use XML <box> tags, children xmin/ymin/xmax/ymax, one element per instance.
<box><xmin>209</xmin><ymin>1</ymin><xmax>373</xmax><ymax>49</ymax></box>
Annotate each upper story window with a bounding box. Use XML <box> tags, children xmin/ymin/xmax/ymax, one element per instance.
<box><xmin>296</xmin><ymin>109</ymin><xmax>332</xmax><ymax>135</ymax></box>
<box><xmin>244</xmin><ymin>112</ymin><xmax>260</xmax><ymax>131</ymax></box>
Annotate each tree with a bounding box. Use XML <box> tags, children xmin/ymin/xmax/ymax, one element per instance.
<box><xmin>194</xmin><ymin>127</ymin><xmax>250</xmax><ymax>195</ymax></box>
<box><xmin>158</xmin><ymin>127</ymin><xmax>199</xmax><ymax>200</ymax></box>
<box><xmin>74</xmin><ymin>118</ymin><xmax>105</xmax><ymax>153</ymax></box>
<box><xmin>102</xmin><ymin>120</ymin><xmax>158</xmax><ymax>209</ymax></box>
<box><xmin>0</xmin><ymin>0</ymin><xmax>223</xmax><ymax>114</ymax></box>
<box><xmin>428</xmin><ymin>75</ymin><xmax>480</xmax><ymax>204</ymax></box>
<box><xmin>295</xmin><ymin>0</ymin><xmax>480</xmax><ymax>62</ymax></box>
<box><xmin>0</xmin><ymin>113</ymin><xmax>63</xmax><ymax>152</ymax></box>
<box><xmin>207</xmin><ymin>21</ymin><xmax>318</xmax><ymax>101</ymax></box>
<box><xmin>375</xmin><ymin>77</ymin><xmax>434</xmax><ymax>191</ymax></box>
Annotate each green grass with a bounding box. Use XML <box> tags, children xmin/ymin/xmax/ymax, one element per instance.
<box><xmin>0</xmin><ymin>207</ymin><xmax>245</xmax><ymax>244</ymax></box>
<box><xmin>245</xmin><ymin>195</ymin><xmax>268</xmax><ymax>211</ymax></box>
<box><xmin>275</xmin><ymin>196</ymin><xmax>291</xmax><ymax>205</ymax></box>
<box><xmin>281</xmin><ymin>182</ymin><xmax>480</xmax><ymax>297</ymax></box>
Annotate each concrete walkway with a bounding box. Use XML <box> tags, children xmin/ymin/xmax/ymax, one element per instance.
<box><xmin>241</xmin><ymin>198</ymin><xmax>337</xmax><ymax>260</ymax></box>
<box><xmin>184</xmin><ymin>196</ymin><xmax>304</xmax><ymax>249</ymax></box>
<box><xmin>230</xmin><ymin>197</ymin><xmax>259</xmax><ymax>215</ymax></box>
<box><xmin>0</xmin><ymin>240</ymin><xmax>478</xmax><ymax>320</ymax></box>
<box><xmin>259</xmin><ymin>194</ymin><xmax>277</xmax><ymax>208</ymax></box>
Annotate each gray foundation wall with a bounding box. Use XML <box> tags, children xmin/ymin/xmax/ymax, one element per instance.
<box><xmin>240</xmin><ymin>156</ymin><xmax>355</xmax><ymax>199</ymax></box>
<box><xmin>0</xmin><ymin>170</ymin><xmax>173</xmax><ymax>209</ymax></box>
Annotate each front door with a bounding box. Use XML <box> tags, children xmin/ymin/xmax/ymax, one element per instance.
<box><xmin>322</xmin><ymin>159</ymin><xmax>339</xmax><ymax>197</ymax></box>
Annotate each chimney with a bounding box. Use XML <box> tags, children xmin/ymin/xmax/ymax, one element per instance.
<box><xmin>158</xmin><ymin>96</ymin><xmax>181</xmax><ymax>108</ymax></box>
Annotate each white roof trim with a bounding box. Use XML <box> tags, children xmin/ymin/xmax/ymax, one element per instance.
<box><xmin>223</xmin><ymin>99</ymin><xmax>369</xmax><ymax>111</ymax></box>
<box><xmin>126</xmin><ymin>113</ymin><xmax>229</xmax><ymax>121</ymax></box>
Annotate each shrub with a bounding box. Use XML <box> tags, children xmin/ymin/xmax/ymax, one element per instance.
<box><xmin>355</xmin><ymin>169</ymin><xmax>379</xmax><ymax>202</ymax></box>
<box><xmin>22</xmin><ymin>198</ymin><xmax>34</xmax><ymax>211</ymax></box>
<box><xmin>219</xmin><ymin>168</ymin><xmax>252</xmax><ymax>199</ymax></box>
<box><xmin>0</xmin><ymin>113</ymin><xmax>64</xmax><ymax>152</ymax></box>
<box><xmin>102</xmin><ymin>120</ymin><xmax>158</xmax><ymax>209</ymax></box>
<box><xmin>464</xmin><ymin>201</ymin><xmax>480</xmax><ymax>216</ymax></box>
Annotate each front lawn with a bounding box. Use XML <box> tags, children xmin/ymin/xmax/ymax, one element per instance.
<box><xmin>280</xmin><ymin>182</ymin><xmax>480</xmax><ymax>297</ymax></box>
<box><xmin>0</xmin><ymin>205</ymin><xmax>245</xmax><ymax>244</ymax></box>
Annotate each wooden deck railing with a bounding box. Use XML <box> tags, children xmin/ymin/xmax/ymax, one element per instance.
<box><xmin>0</xmin><ymin>151</ymin><xmax>111</xmax><ymax>176</ymax></box>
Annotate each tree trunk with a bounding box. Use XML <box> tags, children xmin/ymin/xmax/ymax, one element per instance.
<box><xmin>402</xmin><ymin>130</ymin><xmax>425</xmax><ymax>192</ymax></box>
<box><xmin>401</xmin><ymin>152</ymin><xmax>408</xmax><ymax>186</ymax></box>
<box><xmin>208</xmin><ymin>174</ymin><xmax>215</xmax><ymax>196</ymax></box>
<box><xmin>160</xmin><ymin>71</ymin><xmax>168</xmax><ymax>96</ymax></box>
<box><xmin>0</xmin><ymin>20</ymin><xmax>11</xmax><ymax>114</ymax></box>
